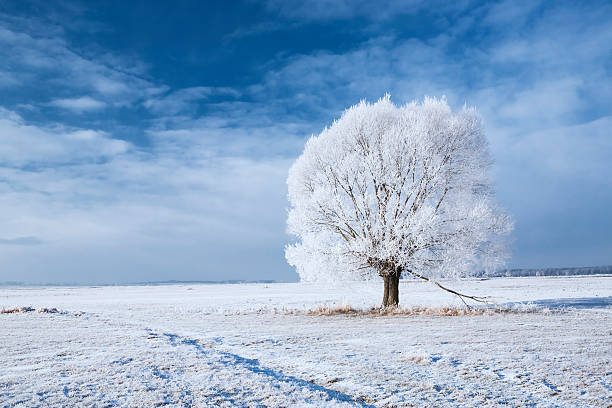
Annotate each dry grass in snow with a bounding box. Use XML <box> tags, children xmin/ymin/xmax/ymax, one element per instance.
<box><xmin>304</xmin><ymin>304</ymin><xmax>542</xmax><ymax>316</ymax></box>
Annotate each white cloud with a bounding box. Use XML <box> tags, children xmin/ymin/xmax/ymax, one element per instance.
<box><xmin>0</xmin><ymin>236</ymin><xmax>43</xmax><ymax>246</ymax></box>
<box><xmin>509</xmin><ymin>116</ymin><xmax>612</xmax><ymax>183</ymax></box>
<box><xmin>0</xmin><ymin>107</ymin><xmax>294</xmax><ymax>282</ymax></box>
<box><xmin>49</xmin><ymin>96</ymin><xmax>106</xmax><ymax>112</ymax></box>
<box><xmin>263</xmin><ymin>0</ymin><xmax>456</xmax><ymax>22</ymax></box>
<box><xmin>144</xmin><ymin>87</ymin><xmax>240</xmax><ymax>115</ymax></box>
<box><xmin>0</xmin><ymin>22</ymin><xmax>160</xmax><ymax>107</ymax></box>
<box><xmin>481</xmin><ymin>0</ymin><xmax>543</xmax><ymax>26</ymax></box>
<box><xmin>494</xmin><ymin>78</ymin><xmax>584</xmax><ymax>126</ymax></box>
<box><xmin>0</xmin><ymin>108</ymin><xmax>128</xmax><ymax>166</ymax></box>
<box><xmin>0</xmin><ymin>71</ymin><xmax>19</xmax><ymax>87</ymax></box>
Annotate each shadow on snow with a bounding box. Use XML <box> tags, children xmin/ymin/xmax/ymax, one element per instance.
<box><xmin>507</xmin><ymin>296</ymin><xmax>612</xmax><ymax>309</ymax></box>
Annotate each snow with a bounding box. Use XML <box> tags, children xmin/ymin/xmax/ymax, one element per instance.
<box><xmin>1</xmin><ymin>275</ymin><xmax>611</xmax><ymax>407</ymax></box>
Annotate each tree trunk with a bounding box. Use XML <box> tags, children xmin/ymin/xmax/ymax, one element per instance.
<box><xmin>382</xmin><ymin>272</ymin><xmax>400</xmax><ymax>307</ymax></box>
<box><xmin>382</xmin><ymin>275</ymin><xmax>390</xmax><ymax>306</ymax></box>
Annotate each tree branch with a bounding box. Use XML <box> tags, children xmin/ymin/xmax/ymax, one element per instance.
<box><xmin>403</xmin><ymin>269</ymin><xmax>492</xmax><ymax>308</ymax></box>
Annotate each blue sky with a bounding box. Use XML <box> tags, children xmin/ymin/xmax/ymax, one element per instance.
<box><xmin>1</xmin><ymin>0</ymin><xmax>611</xmax><ymax>284</ymax></box>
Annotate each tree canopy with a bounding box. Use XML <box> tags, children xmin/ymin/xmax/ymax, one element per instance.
<box><xmin>286</xmin><ymin>96</ymin><xmax>512</xmax><ymax>305</ymax></box>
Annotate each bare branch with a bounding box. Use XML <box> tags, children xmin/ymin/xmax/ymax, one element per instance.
<box><xmin>404</xmin><ymin>269</ymin><xmax>491</xmax><ymax>307</ymax></box>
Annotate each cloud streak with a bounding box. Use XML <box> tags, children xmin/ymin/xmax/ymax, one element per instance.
<box><xmin>0</xmin><ymin>236</ymin><xmax>43</xmax><ymax>246</ymax></box>
<box><xmin>49</xmin><ymin>96</ymin><xmax>107</xmax><ymax>112</ymax></box>
<box><xmin>144</xmin><ymin>87</ymin><xmax>240</xmax><ymax>115</ymax></box>
<box><xmin>0</xmin><ymin>108</ymin><xmax>128</xmax><ymax>166</ymax></box>
<box><xmin>0</xmin><ymin>18</ymin><xmax>163</xmax><ymax>114</ymax></box>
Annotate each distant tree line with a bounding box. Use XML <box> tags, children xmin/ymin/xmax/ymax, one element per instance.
<box><xmin>474</xmin><ymin>265</ymin><xmax>612</xmax><ymax>278</ymax></box>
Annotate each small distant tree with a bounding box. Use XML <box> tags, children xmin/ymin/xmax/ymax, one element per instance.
<box><xmin>286</xmin><ymin>96</ymin><xmax>512</xmax><ymax>307</ymax></box>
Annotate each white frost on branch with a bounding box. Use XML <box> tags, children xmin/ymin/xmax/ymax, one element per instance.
<box><xmin>286</xmin><ymin>95</ymin><xmax>512</xmax><ymax>282</ymax></box>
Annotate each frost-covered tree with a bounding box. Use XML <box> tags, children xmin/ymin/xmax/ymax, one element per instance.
<box><xmin>286</xmin><ymin>96</ymin><xmax>512</xmax><ymax>307</ymax></box>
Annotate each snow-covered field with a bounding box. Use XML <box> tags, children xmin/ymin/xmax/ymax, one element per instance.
<box><xmin>1</xmin><ymin>276</ymin><xmax>611</xmax><ymax>407</ymax></box>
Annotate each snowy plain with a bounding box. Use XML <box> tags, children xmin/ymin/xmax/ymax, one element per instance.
<box><xmin>1</xmin><ymin>276</ymin><xmax>611</xmax><ymax>407</ymax></box>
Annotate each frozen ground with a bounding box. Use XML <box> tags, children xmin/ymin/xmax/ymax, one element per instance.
<box><xmin>1</xmin><ymin>276</ymin><xmax>611</xmax><ymax>407</ymax></box>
